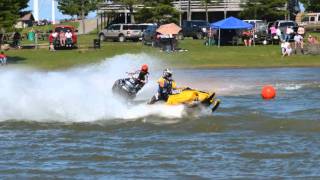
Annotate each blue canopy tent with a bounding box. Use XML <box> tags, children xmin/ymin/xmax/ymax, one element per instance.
<box><xmin>210</xmin><ymin>16</ymin><xmax>253</xmax><ymax>47</ymax></box>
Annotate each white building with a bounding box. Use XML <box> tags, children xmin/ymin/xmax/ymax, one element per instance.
<box><xmin>97</xmin><ymin>0</ymin><xmax>243</xmax><ymax>24</ymax></box>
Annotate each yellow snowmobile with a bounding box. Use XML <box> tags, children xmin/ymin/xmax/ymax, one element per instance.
<box><xmin>166</xmin><ymin>88</ymin><xmax>220</xmax><ymax>112</ymax></box>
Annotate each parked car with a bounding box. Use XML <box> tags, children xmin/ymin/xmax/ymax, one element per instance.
<box><xmin>99</xmin><ymin>24</ymin><xmax>144</xmax><ymax>42</ymax></box>
<box><xmin>181</xmin><ymin>20</ymin><xmax>210</xmax><ymax>39</ymax></box>
<box><xmin>267</xmin><ymin>20</ymin><xmax>298</xmax><ymax>42</ymax></box>
<box><xmin>274</xmin><ymin>20</ymin><xmax>298</xmax><ymax>33</ymax></box>
<box><xmin>141</xmin><ymin>24</ymin><xmax>158</xmax><ymax>46</ymax></box>
<box><xmin>139</xmin><ymin>23</ymin><xmax>157</xmax><ymax>32</ymax></box>
<box><xmin>244</xmin><ymin>20</ymin><xmax>268</xmax><ymax>44</ymax></box>
<box><xmin>53</xmin><ymin>25</ymin><xmax>78</xmax><ymax>49</ymax></box>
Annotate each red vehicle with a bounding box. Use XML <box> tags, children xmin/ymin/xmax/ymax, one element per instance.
<box><xmin>52</xmin><ymin>25</ymin><xmax>78</xmax><ymax>49</ymax></box>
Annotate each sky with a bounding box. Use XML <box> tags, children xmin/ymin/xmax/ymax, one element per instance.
<box><xmin>25</xmin><ymin>0</ymin><xmax>96</xmax><ymax>21</ymax></box>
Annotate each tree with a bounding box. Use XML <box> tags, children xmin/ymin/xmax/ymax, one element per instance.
<box><xmin>135</xmin><ymin>8</ymin><xmax>154</xmax><ymax>23</ymax></box>
<box><xmin>300</xmin><ymin>0</ymin><xmax>320</xmax><ymax>12</ymax></box>
<box><xmin>200</xmin><ymin>0</ymin><xmax>221</xmax><ymax>22</ymax></box>
<box><xmin>0</xmin><ymin>0</ymin><xmax>28</xmax><ymax>31</ymax></box>
<box><xmin>201</xmin><ymin>0</ymin><xmax>212</xmax><ymax>22</ymax></box>
<box><xmin>287</xmin><ymin>0</ymin><xmax>300</xmax><ymax>20</ymax></box>
<box><xmin>239</xmin><ymin>0</ymin><xmax>287</xmax><ymax>22</ymax></box>
<box><xmin>56</xmin><ymin>0</ymin><xmax>103</xmax><ymax>33</ymax></box>
<box><xmin>135</xmin><ymin>4</ymin><xmax>179</xmax><ymax>24</ymax></box>
<box><xmin>115</xmin><ymin>0</ymin><xmax>176</xmax><ymax>24</ymax></box>
<box><xmin>153</xmin><ymin>4</ymin><xmax>179</xmax><ymax>24</ymax></box>
<box><xmin>114</xmin><ymin>0</ymin><xmax>141</xmax><ymax>23</ymax></box>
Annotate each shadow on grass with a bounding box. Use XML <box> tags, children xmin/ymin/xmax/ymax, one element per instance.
<box><xmin>7</xmin><ymin>56</ymin><xmax>26</xmax><ymax>64</ymax></box>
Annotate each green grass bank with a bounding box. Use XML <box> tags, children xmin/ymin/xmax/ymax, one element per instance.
<box><xmin>4</xmin><ymin>34</ymin><xmax>320</xmax><ymax>70</ymax></box>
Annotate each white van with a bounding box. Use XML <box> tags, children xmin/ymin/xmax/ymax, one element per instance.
<box><xmin>99</xmin><ymin>23</ymin><xmax>157</xmax><ymax>42</ymax></box>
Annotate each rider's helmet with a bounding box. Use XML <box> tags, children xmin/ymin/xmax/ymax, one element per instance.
<box><xmin>141</xmin><ymin>64</ymin><xmax>148</xmax><ymax>72</ymax></box>
<box><xmin>163</xmin><ymin>68</ymin><xmax>172</xmax><ymax>80</ymax></box>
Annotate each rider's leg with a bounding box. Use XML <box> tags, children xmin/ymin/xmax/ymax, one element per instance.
<box><xmin>148</xmin><ymin>93</ymin><xmax>160</xmax><ymax>104</ymax></box>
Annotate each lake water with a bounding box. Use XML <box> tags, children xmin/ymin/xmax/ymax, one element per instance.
<box><xmin>0</xmin><ymin>55</ymin><xmax>319</xmax><ymax>179</ymax></box>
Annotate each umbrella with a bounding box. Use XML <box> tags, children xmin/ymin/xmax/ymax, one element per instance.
<box><xmin>156</xmin><ymin>23</ymin><xmax>181</xmax><ymax>35</ymax></box>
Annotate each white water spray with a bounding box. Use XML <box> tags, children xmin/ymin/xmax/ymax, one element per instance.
<box><xmin>0</xmin><ymin>54</ymin><xmax>185</xmax><ymax>122</ymax></box>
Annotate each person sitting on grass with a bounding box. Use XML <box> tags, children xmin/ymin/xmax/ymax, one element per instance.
<box><xmin>308</xmin><ymin>35</ymin><xmax>318</xmax><ymax>45</ymax></box>
<box><xmin>281</xmin><ymin>41</ymin><xmax>292</xmax><ymax>57</ymax></box>
<box><xmin>0</xmin><ymin>51</ymin><xmax>7</xmax><ymax>65</ymax></box>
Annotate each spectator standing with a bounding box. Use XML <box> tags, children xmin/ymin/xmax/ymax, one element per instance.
<box><xmin>65</xmin><ymin>30</ymin><xmax>73</xmax><ymax>47</ymax></box>
<box><xmin>28</xmin><ymin>28</ymin><xmax>35</xmax><ymax>42</ymax></box>
<box><xmin>206</xmin><ymin>28</ymin><xmax>215</xmax><ymax>46</ymax></box>
<box><xmin>52</xmin><ymin>30</ymin><xmax>58</xmax><ymax>46</ymax></box>
<box><xmin>297</xmin><ymin>26</ymin><xmax>305</xmax><ymax>37</ymax></box>
<box><xmin>59</xmin><ymin>30</ymin><xmax>66</xmax><ymax>46</ymax></box>
<box><xmin>0</xmin><ymin>51</ymin><xmax>7</xmax><ymax>65</ymax></box>
<box><xmin>270</xmin><ymin>25</ymin><xmax>277</xmax><ymax>37</ymax></box>
<box><xmin>48</xmin><ymin>30</ymin><xmax>55</xmax><ymax>51</ymax></box>
<box><xmin>285</xmin><ymin>26</ymin><xmax>294</xmax><ymax>42</ymax></box>
<box><xmin>270</xmin><ymin>25</ymin><xmax>278</xmax><ymax>44</ymax></box>
<box><xmin>242</xmin><ymin>30</ymin><xmax>252</xmax><ymax>47</ymax></box>
<box><xmin>13</xmin><ymin>31</ymin><xmax>21</xmax><ymax>48</ymax></box>
<box><xmin>276</xmin><ymin>27</ymin><xmax>283</xmax><ymax>42</ymax></box>
<box><xmin>294</xmin><ymin>33</ymin><xmax>304</xmax><ymax>54</ymax></box>
<box><xmin>52</xmin><ymin>30</ymin><xmax>58</xmax><ymax>39</ymax></box>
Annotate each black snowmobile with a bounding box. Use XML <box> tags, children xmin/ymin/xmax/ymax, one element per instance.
<box><xmin>112</xmin><ymin>76</ymin><xmax>146</xmax><ymax>99</ymax></box>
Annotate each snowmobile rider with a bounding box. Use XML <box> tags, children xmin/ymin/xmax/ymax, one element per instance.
<box><xmin>148</xmin><ymin>68</ymin><xmax>177</xmax><ymax>104</ymax></box>
<box><xmin>127</xmin><ymin>64</ymin><xmax>149</xmax><ymax>88</ymax></box>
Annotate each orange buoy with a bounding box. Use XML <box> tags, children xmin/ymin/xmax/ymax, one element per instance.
<box><xmin>261</xmin><ymin>85</ymin><xmax>276</xmax><ymax>99</ymax></box>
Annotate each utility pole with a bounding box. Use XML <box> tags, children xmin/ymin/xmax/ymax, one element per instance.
<box><xmin>285</xmin><ymin>2</ymin><xmax>288</xmax><ymax>20</ymax></box>
<box><xmin>187</xmin><ymin>0</ymin><xmax>191</xmax><ymax>21</ymax></box>
<box><xmin>124</xmin><ymin>7</ymin><xmax>127</xmax><ymax>24</ymax></box>
<box><xmin>51</xmin><ymin>0</ymin><xmax>55</xmax><ymax>24</ymax></box>
<box><xmin>179</xmin><ymin>0</ymin><xmax>182</xmax><ymax>26</ymax></box>
<box><xmin>33</xmin><ymin>0</ymin><xmax>39</xmax><ymax>21</ymax></box>
<box><xmin>223</xmin><ymin>0</ymin><xmax>227</xmax><ymax>19</ymax></box>
<box><xmin>81</xmin><ymin>0</ymin><xmax>86</xmax><ymax>34</ymax></box>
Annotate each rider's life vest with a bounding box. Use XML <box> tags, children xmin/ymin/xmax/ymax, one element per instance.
<box><xmin>137</xmin><ymin>70</ymin><xmax>148</xmax><ymax>81</ymax></box>
<box><xmin>157</xmin><ymin>77</ymin><xmax>176</xmax><ymax>95</ymax></box>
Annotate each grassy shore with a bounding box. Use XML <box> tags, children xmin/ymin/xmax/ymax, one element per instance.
<box><xmin>4</xmin><ymin>34</ymin><xmax>320</xmax><ymax>70</ymax></box>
